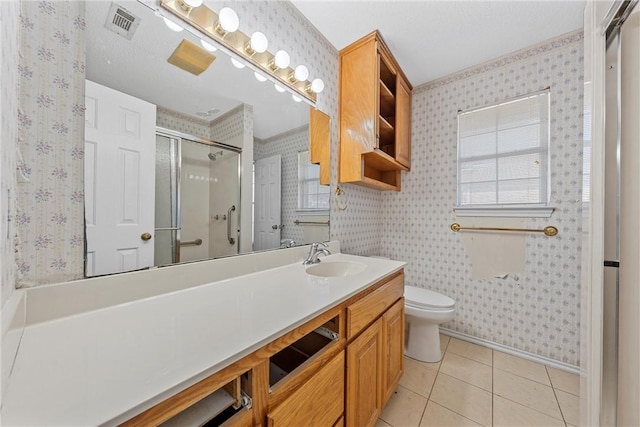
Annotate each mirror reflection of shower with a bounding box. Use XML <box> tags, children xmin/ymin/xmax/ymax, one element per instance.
<box><xmin>155</xmin><ymin>130</ymin><xmax>241</xmax><ymax>267</ymax></box>
<box><xmin>208</xmin><ymin>150</ymin><xmax>223</xmax><ymax>161</ymax></box>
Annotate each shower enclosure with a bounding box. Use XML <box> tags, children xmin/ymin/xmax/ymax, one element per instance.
<box><xmin>154</xmin><ymin>129</ymin><xmax>241</xmax><ymax>266</ymax></box>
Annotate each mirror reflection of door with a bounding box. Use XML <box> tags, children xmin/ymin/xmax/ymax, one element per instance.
<box><xmin>254</xmin><ymin>155</ymin><xmax>282</xmax><ymax>251</ymax></box>
<box><xmin>154</xmin><ymin>130</ymin><xmax>241</xmax><ymax>265</ymax></box>
<box><xmin>84</xmin><ymin>80</ymin><xmax>156</xmax><ymax>277</ymax></box>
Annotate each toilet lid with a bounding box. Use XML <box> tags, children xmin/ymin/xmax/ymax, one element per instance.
<box><xmin>404</xmin><ymin>286</ymin><xmax>455</xmax><ymax>309</ymax></box>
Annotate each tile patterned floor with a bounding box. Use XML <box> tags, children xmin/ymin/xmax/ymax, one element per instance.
<box><xmin>376</xmin><ymin>334</ymin><xmax>580</xmax><ymax>427</ymax></box>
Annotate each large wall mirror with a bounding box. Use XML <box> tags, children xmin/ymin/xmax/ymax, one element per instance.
<box><xmin>84</xmin><ymin>0</ymin><xmax>330</xmax><ymax>277</ymax></box>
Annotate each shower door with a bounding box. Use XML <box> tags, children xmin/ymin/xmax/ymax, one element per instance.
<box><xmin>154</xmin><ymin>129</ymin><xmax>241</xmax><ymax>265</ymax></box>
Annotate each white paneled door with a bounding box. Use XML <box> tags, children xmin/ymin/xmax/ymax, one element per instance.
<box><xmin>84</xmin><ymin>80</ymin><xmax>156</xmax><ymax>276</ymax></box>
<box><xmin>254</xmin><ymin>155</ymin><xmax>281</xmax><ymax>251</ymax></box>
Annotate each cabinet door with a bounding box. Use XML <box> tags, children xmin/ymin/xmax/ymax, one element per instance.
<box><xmin>395</xmin><ymin>78</ymin><xmax>411</xmax><ymax>169</ymax></box>
<box><xmin>267</xmin><ymin>351</ymin><xmax>344</xmax><ymax>427</ymax></box>
<box><xmin>346</xmin><ymin>318</ymin><xmax>383</xmax><ymax>427</ymax></box>
<box><xmin>339</xmin><ymin>37</ymin><xmax>378</xmax><ymax>183</ymax></box>
<box><xmin>382</xmin><ymin>299</ymin><xmax>405</xmax><ymax>405</ymax></box>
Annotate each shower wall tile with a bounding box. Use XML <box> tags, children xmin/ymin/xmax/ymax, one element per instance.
<box><xmin>0</xmin><ymin>0</ymin><xmax>20</xmax><ymax>307</ymax></box>
<box><xmin>381</xmin><ymin>31</ymin><xmax>584</xmax><ymax>365</ymax></box>
<box><xmin>15</xmin><ymin>1</ymin><xmax>86</xmax><ymax>287</ymax></box>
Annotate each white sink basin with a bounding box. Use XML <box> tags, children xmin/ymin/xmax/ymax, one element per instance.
<box><xmin>305</xmin><ymin>261</ymin><xmax>367</xmax><ymax>278</ymax></box>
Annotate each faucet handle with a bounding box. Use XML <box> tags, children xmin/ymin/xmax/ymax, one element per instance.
<box><xmin>313</xmin><ymin>241</ymin><xmax>328</xmax><ymax>249</ymax></box>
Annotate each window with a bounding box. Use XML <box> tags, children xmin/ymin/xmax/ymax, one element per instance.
<box><xmin>456</xmin><ymin>90</ymin><xmax>552</xmax><ymax>217</ymax></box>
<box><xmin>297</xmin><ymin>151</ymin><xmax>330</xmax><ymax>211</ymax></box>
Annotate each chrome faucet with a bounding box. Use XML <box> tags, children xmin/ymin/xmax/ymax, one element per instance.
<box><xmin>303</xmin><ymin>242</ymin><xmax>331</xmax><ymax>265</ymax></box>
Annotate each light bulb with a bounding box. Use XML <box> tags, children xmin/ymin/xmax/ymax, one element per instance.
<box><xmin>294</xmin><ymin>65</ymin><xmax>309</xmax><ymax>81</ymax></box>
<box><xmin>200</xmin><ymin>39</ymin><xmax>218</xmax><ymax>52</ymax></box>
<box><xmin>218</xmin><ymin>7</ymin><xmax>239</xmax><ymax>33</ymax></box>
<box><xmin>177</xmin><ymin>0</ymin><xmax>203</xmax><ymax>11</ymax></box>
<box><xmin>163</xmin><ymin>17</ymin><xmax>184</xmax><ymax>32</ymax></box>
<box><xmin>183</xmin><ymin>0</ymin><xmax>203</xmax><ymax>7</ymax></box>
<box><xmin>254</xmin><ymin>72</ymin><xmax>267</xmax><ymax>82</ymax></box>
<box><xmin>274</xmin><ymin>84</ymin><xmax>286</xmax><ymax>93</ymax></box>
<box><xmin>250</xmin><ymin>32</ymin><xmax>268</xmax><ymax>54</ymax></box>
<box><xmin>273</xmin><ymin>50</ymin><xmax>290</xmax><ymax>69</ymax></box>
<box><xmin>311</xmin><ymin>78</ymin><xmax>324</xmax><ymax>93</ymax></box>
<box><xmin>230</xmin><ymin>58</ymin><xmax>245</xmax><ymax>69</ymax></box>
<box><xmin>292</xmin><ymin>94</ymin><xmax>302</xmax><ymax>103</ymax></box>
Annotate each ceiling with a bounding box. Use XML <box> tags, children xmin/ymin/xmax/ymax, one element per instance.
<box><xmin>86</xmin><ymin>1</ymin><xmax>585</xmax><ymax>137</ymax></box>
<box><xmin>291</xmin><ymin>0</ymin><xmax>586</xmax><ymax>86</ymax></box>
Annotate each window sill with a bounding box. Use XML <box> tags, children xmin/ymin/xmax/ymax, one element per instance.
<box><xmin>454</xmin><ymin>206</ymin><xmax>555</xmax><ymax>218</ymax></box>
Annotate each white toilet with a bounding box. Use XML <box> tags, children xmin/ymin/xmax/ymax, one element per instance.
<box><xmin>404</xmin><ymin>285</ymin><xmax>456</xmax><ymax>363</ymax></box>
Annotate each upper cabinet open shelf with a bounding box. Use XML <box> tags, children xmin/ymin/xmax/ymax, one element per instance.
<box><xmin>338</xmin><ymin>31</ymin><xmax>412</xmax><ymax>191</ymax></box>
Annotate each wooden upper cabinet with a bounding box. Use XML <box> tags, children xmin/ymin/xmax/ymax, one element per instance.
<box><xmin>309</xmin><ymin>108</ymin><xmax>331</xmax><ymax>186</ymax></box>
<box><xmin>339</xmin><ymin>31</ymin><xmax>412</xmax><ymax>191</ymax></box>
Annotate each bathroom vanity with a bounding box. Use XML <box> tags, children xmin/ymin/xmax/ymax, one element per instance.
<box><xmin>1</xmin><ymin>245</ymin><xmax>405</xmax><ymax>427</ymax></box>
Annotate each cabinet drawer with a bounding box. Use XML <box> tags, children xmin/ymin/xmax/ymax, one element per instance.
<box><xmin>347</xmin><ymin>273</ymin><xmax>403</xmax><ymax>339</ymax></box>
<box><xmin>267</xmin><ymin>351</ymin><xmax>344</xmax><ymax>427</ymax></box>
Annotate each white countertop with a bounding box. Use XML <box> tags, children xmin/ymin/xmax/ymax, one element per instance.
<box><xmin>2</xmin><ymin>253</ymin><xmax>404</xmax><ymax>426</ymax></box>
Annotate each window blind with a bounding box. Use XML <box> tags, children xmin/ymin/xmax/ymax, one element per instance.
<box><xmin>457</xmin><ymin>90</ymin><xmax>550</xmax><ymax>206</ymax></box>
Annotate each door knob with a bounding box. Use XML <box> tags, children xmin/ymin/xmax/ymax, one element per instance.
<box><xmin>272</xmin><ymin>224</ymin><xmax>278</xmax><ymax>230</ymax></box>
<box><xmin>141</xmin><ymin>232</ymin><xmax>152</xmax><ymax>241</ymax></box>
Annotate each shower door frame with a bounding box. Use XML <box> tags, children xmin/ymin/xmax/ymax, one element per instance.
<box><xmin>156</xmin><ymin>127</ymin><xmax>242</xmax><ymax>264</ymax></box>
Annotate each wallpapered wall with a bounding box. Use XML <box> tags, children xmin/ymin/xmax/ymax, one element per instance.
<box><xmin>0</xmin><ymin>1</ymin><xmax>20</xmax><ymax>307</ymax></box>
<box><xmin>15</xmin><ymin>1</ymin><xmax>86</xmax><ymax>287</ymax></box>
<box><xmin>156</xmin><ymin>107</ymin><xmax>210</xmax><ymax>139</ymax></box>
<box><xmin>381</xmin><ymin>31</ymin><xmax>584</xmax><ymax>365</ymax></box>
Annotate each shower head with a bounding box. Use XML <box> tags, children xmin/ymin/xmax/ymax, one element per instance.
<box><xmin>208</xmin><ymin>150</ymin><xmax>224</xmax><ymax>161</ymax></box>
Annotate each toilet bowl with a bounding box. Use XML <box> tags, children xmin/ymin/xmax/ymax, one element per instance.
<box><xmin>404</xmin><ymin>286</ymin><xmax>455</xmax><ymax>363</ymax></box>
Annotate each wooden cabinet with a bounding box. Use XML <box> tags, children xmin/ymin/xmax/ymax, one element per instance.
<box><xmin>309</xmin><ymin>108</ymin><xmax>330</xmax><ymax>186</ymax></box>
<box><xmin>382</xmin><ymin>299</ymin><xmax>404</xmax><ymax>406</ymax></box>
<box><xmin>267</xmin><ymin>351</ymin><xmax>344</xmax><ymax>427</ymax></box>
<box><xmin>123</xmin><ymin>271</ymin><xmax>405</xmax><ymax>427</ymax></box>
<box><xmin>346</xmin><ymin>318</ymin><xmax>383</xmax><ymax>427</ymax></box>
<box><xmin>339</xmin><ymin>31</ymin><xmax>412</xmax><ymax>191</ymax></box>
<box><xmin>346</xmin><ymin>274</ymin><xmax>405</xmax><ymax>427</ymax></box>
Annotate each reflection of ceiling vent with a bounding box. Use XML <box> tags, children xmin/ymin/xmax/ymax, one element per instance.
<box><xmin>104</xmin><ymin>3</ymin><xmax>140</xmax><ymax>40</ymax></box>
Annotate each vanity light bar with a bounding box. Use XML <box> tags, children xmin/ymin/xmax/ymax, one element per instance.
<box><xmin>159</xmin><ymin>0</ymin><xmax>317</xmax><ymax>103</ymax></box>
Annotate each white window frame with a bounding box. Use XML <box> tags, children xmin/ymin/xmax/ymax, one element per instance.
<box><xmin>297</xmin><ymin>150</ymin><xmax>330</xmax><ymax>213</ymax></box>
<box><xmin>454</xmin><ymin>89</ymin><xmax>554</xmax><ymax>218</ymax></box>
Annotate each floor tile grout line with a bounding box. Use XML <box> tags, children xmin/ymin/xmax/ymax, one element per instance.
<box><xmin>493</xmin><ymin>364</ymin><xmax>553</xmax><ymax>387</ymax></box>
<box><xmin>494</xmin><ymin>393</ymin><xmax>568</xmax><ymax>424</ymax></box>
<box><xmin>429</xmin><ymin>372</ymin><xmax>492</xmax><ymax>426</ymax></box>
<box><xmin>424</xmin><ymin>342</ymin><xmax>489</xmax><ymax>427</ymax></box>
<box><xmin>418</xmin><ymin>337</ymin><xmax>446</xmax><ymax>425</ymax></box>
<box><xmin>446</xmin><ymin>349</ymin><xmax>493</xmax><ymax>367</ymax></box>
<box><xmin>545</xmin><ymin>365</ymin><xmax>569</xmax><ymax>426</ymax></box>
<box><xmin>430</xmin><ymin>400</ymin><xmax>485</xmax><ymax>426</ymax></box>
<box><xmin>434</xmin><ymin>370</ymin><xmax>492</xmax><ymax>393</ymax></box>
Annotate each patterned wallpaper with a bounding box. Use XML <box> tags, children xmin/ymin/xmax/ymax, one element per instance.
<box><xmin>15</xmin><ymin>1</ymin><xmax>86</xmax><ymax>287</ymax></box>
<box><xmin>0</xmin><ymin>0</ymin><xmax>20</xmax><ymax>307</ymax></box>
<box><xmin>209</xmin><ymin>104</ymin><xmax>247</xmax><ymax>145</ymax></box>
<box><xmin>381</xmin><ymin>31</ymin><xmax>584</xmax><ymax>365</ymax></box>
<box><xmin>156</xmin><ymin>106</ymin><xmax>210</xmax><ymax>139</ymax></box>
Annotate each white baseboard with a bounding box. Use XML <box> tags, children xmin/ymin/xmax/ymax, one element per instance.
<box><xmin>440</xmin><ymin>328</ymin><xmax>580</xmax><ymax>375</ymax></box>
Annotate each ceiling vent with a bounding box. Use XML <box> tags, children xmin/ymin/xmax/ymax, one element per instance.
<box><xmin>104</xmin><ymin>3</ymin><xmax>140</xmax><ymax>40</ymax></box>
